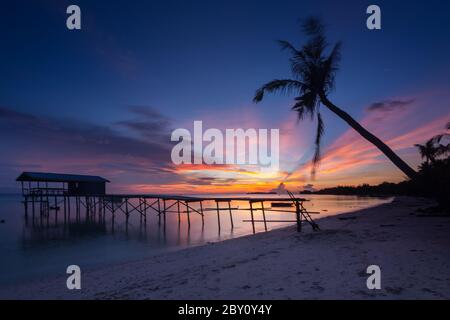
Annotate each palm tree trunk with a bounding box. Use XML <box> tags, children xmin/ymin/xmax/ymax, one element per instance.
<box><xmin>319</xmin><ymin>93</ymin><xmax>417</xmax><ymax>179</ymax></box>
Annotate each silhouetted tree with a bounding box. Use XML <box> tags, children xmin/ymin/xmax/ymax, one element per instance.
<box><xmin>416</xmin><ymin>123</ymin><xmax>450</xmax><ymax>164</ymax></box>
<box><xmin>253</xmin><ymin>18</ymin><xmax>417</xmax><ymax>179</ymax></box>
<box><xmin>433</xmin><ymin>123</ymin><xmax>450</xmax><ymax>158</ymax></box>
<box><xmin>415</xmin><ymin>140</ymin><xmax>438</xmax><ymax>164</ymax></box>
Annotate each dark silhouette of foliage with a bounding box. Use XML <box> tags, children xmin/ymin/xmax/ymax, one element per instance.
<box><xmin>304</xmin><ymin>122</ymin><xmax>450</xmax><ymax>212</ymax></box>
<box><xmin>415</xmin><ymin>139</ymin><xmax>439</xmax><ymax>164</ymax></box>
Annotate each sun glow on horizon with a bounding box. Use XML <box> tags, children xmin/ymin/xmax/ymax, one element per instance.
<box><xmin>116</xmin><ymin>97</ymin><xmax>450</xmax><ymax>195</ymax></box>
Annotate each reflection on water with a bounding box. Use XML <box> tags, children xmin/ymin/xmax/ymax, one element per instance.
<box><xmin>0</xmin><ymin>194</ymin><xmax>392</xmax><ymax>285</ymax></box>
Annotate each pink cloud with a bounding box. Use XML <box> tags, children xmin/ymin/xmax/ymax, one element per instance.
<box><xmin>285</xmin><ymin>93</ymin><xmax>450</xmax><ymax>188</ymax></box>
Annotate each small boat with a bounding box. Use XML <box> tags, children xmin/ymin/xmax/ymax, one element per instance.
<box><xmin>271</xmin><ymin>202</ymin><xmax>293</xmax><ymax>208</ymax></box>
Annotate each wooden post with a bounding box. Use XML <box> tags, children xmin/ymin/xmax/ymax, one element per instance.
<box><xmin>295</xmin><ymin>200</ymin><xmax>302</xmax><ymax>232</ymax></box>
<box><xmin>45</xmin><ymin>182</ymin><xmax>49</xmax><ymax>210</ymax></box>
<box><xmin>39</xmin><ymin>193</ymin><xmax>43</xmax><ymax>216</ymax></box>
<box><xmin>249</xmin><ymin>201</ymin><xmax>255</xmax><ymax>234</ymax></box>
<box><xmin>85</xmin><ymin>198</ymin><xmax>90</xmax><ymax>223</ymax></box>
<box><xmin>144</xmin><ymin>198</ymin><xmax>148</xmax><ymax>223</ymax></box>
<box><xmin>85</xmin><ymin>196</ymin><xmax>89</xmax><ymax>217</ymax></box>
<box><xmin>216</xmin><ymin>201</ymin><xmax>221</xmax><ymax>233</ymax></box>
<box><xmin>138</xmin><ymin>198</ymin><xmax>142</xmax><ymax>221</ymax></box>
<box><xmin>157</xmin><ymin>198</ymin><xmax>161</xmax><ymax>225</ymax></box>
<box><xmin>185</xmin><ymin>202</ymin><xmax>191</xmax><ymax>228</ymax></box>
<box><xmin>261</xmin><ymin>201</ymin><xmax>268</xmax><ymax>231</ymax></box>
<box><xmin>55</xmin><ymin>200</ymin><xmax>58</xmax><ymax>225</ymax></box>
<box><xmin>76</xmin><ymin>197</ymin><xmax>80</xmax><ymax>219</ymax></box>
<box><xmin>177</xmin><ymin>200</ymin><xmax>181</xmax><ymax>224</ymax></box>
<box><xmin>228</xmin><ymin>201</ymin><xmax>234</xmax><ymax>229</ymax></box>
<box><xmin>125</xmin><ymin>198</ymin><xmax>130</xmax><ymax>222</ymax></box>
<box><xmin>200</xmin><ymin>201</ymin><xmax>205</xmax><ymax>226</ymax></box>
<box><xmin>111</xmin><ymin>197</ymin><xmax>116</xmax><ymax>221</ymax></box>
<box><xmin>63</xmin><ymin>196</ymin><xmax>67</xmax><ymax>223</ymax></box>
<box><xmin>31</xmin><ymin>195</ymin><xmax>35</xmax><ymax>218</ymax></box>
<box><xmin>46</xmin><ymin>203</ymin><xmax>50</xmax><ymax>225</ymax></box>
<box><xmin>102</xmin><ymin>197</ymin><xmax>106</xmax><ymax>222</ymax></box>
<box><xmin>139</xmin><ymin>197</ymin><xmax>144</xmax><ymax>221</ymax></box>
<box><xmin>163</xmin><ymin>199</ymin><xmax>167</xmax><ymax>225</ymax></box>
<box><xmin>24</xmin><ymin>196</ymin><xmax>28</xmax><ymax>218</ymax></box>
<box><xmin>67</xmin><ymin>196</ymin><xmax>71</xmax><ymax>218</ymax></box>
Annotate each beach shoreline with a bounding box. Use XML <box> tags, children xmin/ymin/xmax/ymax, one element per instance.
<box><xmin>1</xmin><ymin>196</ymin><xmax>450</xmax><ymax>300</ymax></box>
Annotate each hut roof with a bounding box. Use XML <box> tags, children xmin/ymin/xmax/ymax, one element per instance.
<box><xmin>16</xmin><ymin>172</ymin><xmax>110</xmax><ymax>183</ymax></box>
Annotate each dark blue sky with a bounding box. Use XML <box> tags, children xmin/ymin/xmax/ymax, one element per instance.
<box><xmin>1</xmin><ymin>0</ymin><xmax>450</xmax><ymax>192</ymax></box>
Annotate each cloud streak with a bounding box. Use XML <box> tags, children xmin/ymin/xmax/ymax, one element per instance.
<box><xmin>0</xmin><ymin>106</ymin><xmax>178</xmax><ymax>191</ymax></box>
<box><xmin>367</xmin><ymin>99</ymin><xmax>415</xmax><ymax>112</ymax></box>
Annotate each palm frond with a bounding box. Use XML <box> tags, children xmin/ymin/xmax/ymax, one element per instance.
<box><xmin>277</xmin><ymin>40</ymin><xmax>301</xmax><ymax>56</ymax></box>
<box><xmin>415</xmin><ymin>139</ymin><xmax>440</xmax><ymax>163</ymax></box>
<box><xmin>292</xmin><ymin>92</ymin><xmax>319</xmax><ymax>119</ymax></box>
<box><xmin>302</xmin><ymin>17</ymin><xmax>325</xmax><ymax>37</ymax></box>
<box><xmin>431</xmin><ymin>134</ymin><xmax>444</xmax><ymax>144</ymax></box>
<box><xmin>322</xmin><ymin>42</ymin><xmax>342</xmax><ymax>92</ymax></box>
<box><xmin>436</xmin><ymin>143</ymin><xmax>450</xmax><ymax>157</ymax></box>
<box><xmin>327</xmin><ymin>42</ymin><xmax>342</xmax><ymax>68</ymax></box>
<box><xmin>253</xmin><ymin>79</ymin><xmax>304</xmax><ymax>103</ymax></box>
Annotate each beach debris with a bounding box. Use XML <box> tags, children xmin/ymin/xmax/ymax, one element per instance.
<box><xmin>338</xmin><ymin>216</ymin><xmax>357</xmax><ymax>221</ymax></box>
<box><xmin>271</xmin><ymin>202</ymin><xmax>293</xmax><ymax>208</ymax></box>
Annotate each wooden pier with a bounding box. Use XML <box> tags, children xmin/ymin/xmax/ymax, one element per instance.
<box><xmin>17</xmin><ymin>172</ymin><xmax>319</xmax><ymax>233</ymax></box>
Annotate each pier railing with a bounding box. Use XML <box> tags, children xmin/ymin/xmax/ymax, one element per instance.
<box><xmin>22</xmin><ymin>187</ymin><xmax>67</xmax><ymax>196</ymax></box>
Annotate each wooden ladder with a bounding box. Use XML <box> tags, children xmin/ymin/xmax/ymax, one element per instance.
<box><xmin>286</xmin><ymin>190</ymin><xmax>320</xmax><ymax>231</ymax></box>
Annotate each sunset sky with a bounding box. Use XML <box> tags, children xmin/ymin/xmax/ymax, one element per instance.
<box><xmin>1</xmin><ymin>0</ymin><xmax>449</xmax><ymax>194</ymax></box>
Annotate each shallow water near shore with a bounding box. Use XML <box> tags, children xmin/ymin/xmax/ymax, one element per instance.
<box><xmin>0</xmin><ymin>193</ymin><xmax>392</xmax><ymax>286</ymax></box>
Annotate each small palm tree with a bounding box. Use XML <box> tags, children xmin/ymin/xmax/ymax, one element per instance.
<box><xmin>431</xmin><ymin>122</ymin><xmax>450</xmax><ymax>158</ymax></box>
<box><xmin>253</xmin><ymin>18</ymin><xmax>417</xmax><ymax>179</ymax></box>
<box><xmin>415</xmin><ymin>140</ymin><xmax>438</xmax><ymax>165</ymax></box>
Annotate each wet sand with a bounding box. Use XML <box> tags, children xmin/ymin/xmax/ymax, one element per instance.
<box><xmin>1</xmin><ymin>196</ymin><xmax>449</xmax><ymax>299</ymax></box>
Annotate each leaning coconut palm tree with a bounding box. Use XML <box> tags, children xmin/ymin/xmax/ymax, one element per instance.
<box><xmin>253</xmin><ymin>17</ymin><xmax>417</xmax><ymax>179</ymax></box>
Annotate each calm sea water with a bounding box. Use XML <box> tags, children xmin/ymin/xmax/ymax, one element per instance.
<box><xmin>0</xmin><ymin>194</ymin><xmax>392</xmax><ymax>286</ymax></box>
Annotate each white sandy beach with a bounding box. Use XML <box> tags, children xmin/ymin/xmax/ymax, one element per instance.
<box><xmin>1</xmin><ymin>196</ymin><xmax>450</xmax><ymax>300</ymax></box>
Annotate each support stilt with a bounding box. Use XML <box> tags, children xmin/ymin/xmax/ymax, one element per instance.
<box><xmin>216</xmin><ymin>201</ymin><xmax>221</xmax><ymax>232</ymax></box>
<box><xmin>261</xmin><ymin>201</ymin><xmax>267</xmax><ymax>231</ymax></box>
<box><xmin>185</xmin><ymin>202</ymin><xmax>191</xmax><ymax>228</ymax></box>
<box><xmin>200</xmin><ymin>201</ymin><xmax>204</xmax><ymax>226</ymax></box>
<box><xmin>228</xmin><ymin>201</ymin><xmax>234</xmax><ymax>229</ymax></box>
<box><xmin>249</xmin><ymin>201</ymin><xmax>255</xmax><ymax>234</ymax></box>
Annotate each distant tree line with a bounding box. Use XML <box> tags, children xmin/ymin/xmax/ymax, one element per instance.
<box><xmin>302</xmin><ymin>122</ymin><xmax>450</xmax><ymax>211</ymax></box>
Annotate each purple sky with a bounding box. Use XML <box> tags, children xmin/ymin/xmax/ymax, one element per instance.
<box><xmin>1</xmin><ymin>0</ymin><xmax>449</xmax><ymax>193</ymax></box>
